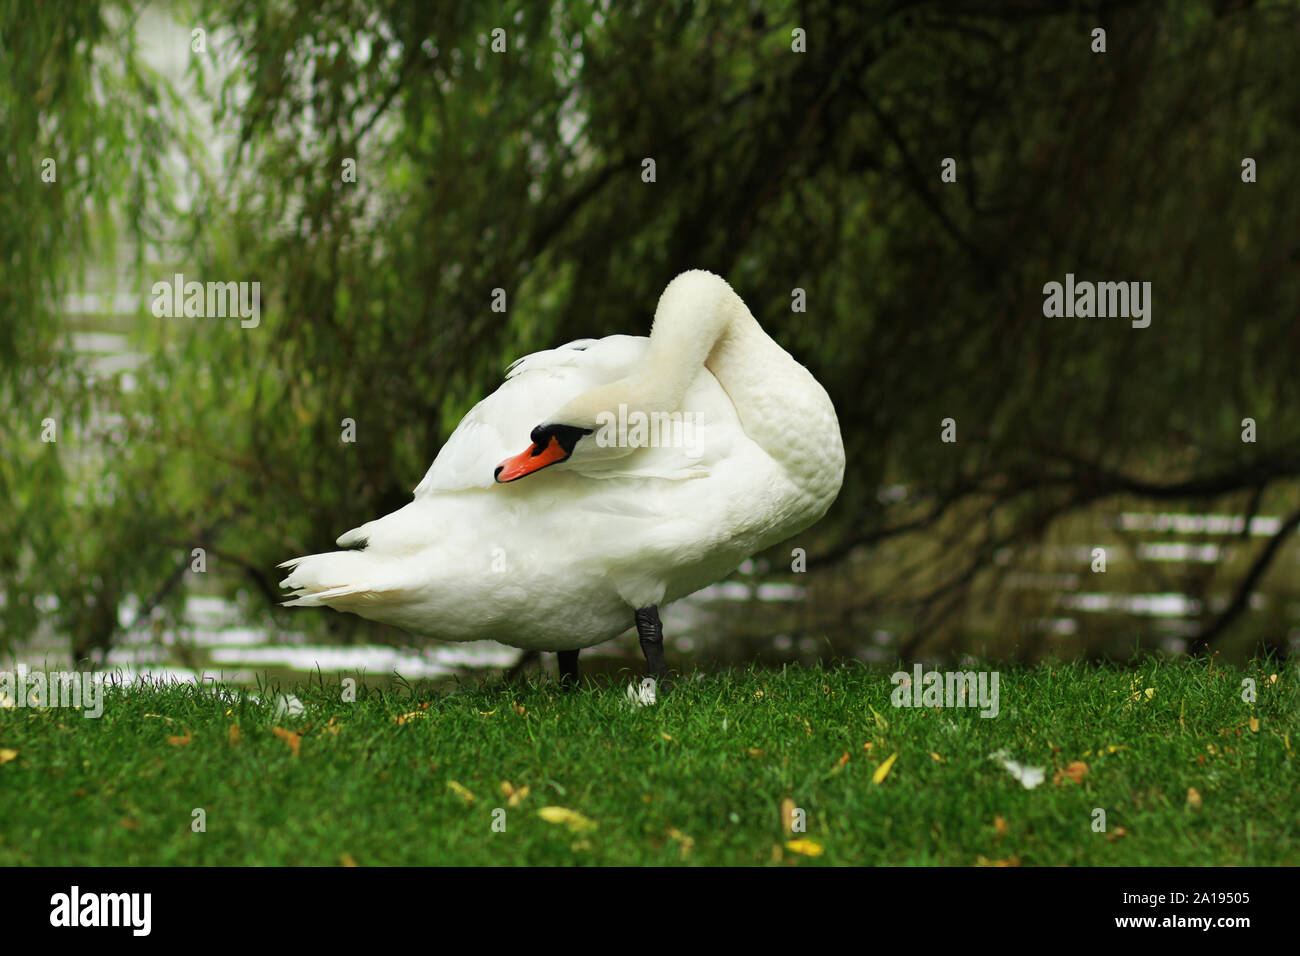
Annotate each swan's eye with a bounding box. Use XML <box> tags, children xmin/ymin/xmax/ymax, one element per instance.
<box><xmin>532</xmin><ymin>423</ymin><xmax>592</xmax><ymax>455</ymax></box>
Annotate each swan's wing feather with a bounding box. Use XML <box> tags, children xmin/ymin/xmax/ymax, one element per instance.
<box><xmin>504</xmin><ymin>337</ymin><xmax>601</xmax><ymax>379</ymax></box>
<box><xmin>414</xmin><ymin>335</ymin><xmax>646</xmax><ymax>495</ymax></box>
<box><xmin>568</xmin><ymin>363</ymin><xmax>745</xmax><ymax>483</ymax></box>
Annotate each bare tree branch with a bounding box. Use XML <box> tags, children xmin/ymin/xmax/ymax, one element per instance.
<box><xmin>1188</xmin><ymin>506</ymin><xmax>1300</xmax><ymax>654</ymax></box>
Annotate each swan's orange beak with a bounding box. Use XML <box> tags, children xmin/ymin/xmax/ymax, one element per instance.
<box><xmin>494</xmin><ymin>435</ymin><xmax>569</xmax><ymax>483</ymax></box>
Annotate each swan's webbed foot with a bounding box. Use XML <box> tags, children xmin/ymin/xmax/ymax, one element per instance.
<box><xmin>557</xmin><ymin>648</ymin><xmax>580</xmax><ymax>691</ymax></box>
<box><xmin>634</xmin><ymin>605</ymin><xmax>672</xmax><ymax>692</ymax></box>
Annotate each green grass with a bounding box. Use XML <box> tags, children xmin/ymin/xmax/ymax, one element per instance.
<box><xmin>1</xmin><ymin>660</ymin><xmax>1297</xmax><ymax>865</ymax></box>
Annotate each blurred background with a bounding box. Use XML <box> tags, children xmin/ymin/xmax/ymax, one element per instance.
<box><xmin>3</xmin><ymin>0</ymin><xmax>1299</xmax><ymax>687</ymax></box>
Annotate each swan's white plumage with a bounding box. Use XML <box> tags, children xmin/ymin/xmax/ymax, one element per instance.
<box><xmin>279</xmin><ymin>271</ymin><xmax>844</xmax><ymax>651</ymax></box>
<box><xmin>412</xmin><ymin>335</ymin><xmax>671</xmax><ymax>494</ymax></box>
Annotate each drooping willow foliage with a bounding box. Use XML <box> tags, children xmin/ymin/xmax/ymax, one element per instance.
<box><xmin>4</xmin><ymin>0</ymin><xmax>1299</xmax><ymax>660</ymax></box>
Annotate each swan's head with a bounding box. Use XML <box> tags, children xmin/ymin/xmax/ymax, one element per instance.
<box><xmin>493</xmin><ymin>422</ymin><xmax>593</xmax><ymax>482</ymax></box>
<box><xmin>494</xmin><ymin>381</ymin><xmax>652</xmax><ymax>483</ymax></box>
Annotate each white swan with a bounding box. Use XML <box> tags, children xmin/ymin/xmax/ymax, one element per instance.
<box><xmin>279</xmin><ymin>270</ymin><xmax>844</xmax><ymax>683</ymax></box>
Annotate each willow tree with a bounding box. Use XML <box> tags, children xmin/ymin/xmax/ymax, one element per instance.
<box><xmin>7</xmin><ymin>0</ymin><xmax>1300</xmax><ymax>661</ymax></box>
<box><xmin>1</xmin><ymin>0</ymin><xmax>181</xmax><ymax>655</ymax></box>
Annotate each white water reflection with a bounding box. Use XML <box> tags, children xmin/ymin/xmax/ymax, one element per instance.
<box><xmin>207</xmin><ymin>641</ymin><xmax>519</xmax><ymax>677</ymax></box>
<box><xmin>1137</xmin><ymin>542</ymin><xmax>1222</xmax><ymax>563</ymax></box>
<box><xmin>1058</xmin><ymin>592</ymin><xmax>1200</xmax><ymax>617</ymax></box>
<box><xmin>1118</xmin><ymin>512</ymin><xmax>1285</xmax><ymax>536</ymax></box>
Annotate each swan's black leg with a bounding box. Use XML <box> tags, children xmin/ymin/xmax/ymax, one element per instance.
<box><xmin>634</xmin><ymin>606</ymin><xmax>667</xmax><ymax>685</ymax></box>
<box><xmin>557</xmin><ymin>649</ymin><xmax>580</xmax><ymax>689</ymax></box>
<box><xmin>505</xmin><ymin>649</ymin><xmax>540</xmax><ymax>682</ymax></box>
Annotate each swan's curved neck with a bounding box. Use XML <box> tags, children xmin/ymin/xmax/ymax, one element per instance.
<box><xmin>637</xmin><ymin>272</ymin><xmax>764</xmax><ymax>410</ymax></box>
<box><xmin>637</xmin><ymin>272</ymin><xmax>844</xmax><ymax>503</ymax></box>
<box><xmin>553</xmin><ymin>271</ymin><xmax>843</xmax><ymax>505</ymax></box>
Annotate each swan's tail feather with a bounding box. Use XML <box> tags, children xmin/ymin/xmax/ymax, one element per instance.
<box><xmin>278</xmin><ymin>550</ymin><xmax>404</xmax><ymax>611</ymax></box>
<box><xmin>281</xmin><ymin>584</ymin><xmax>375</xmax><ymax>609</ymax></box>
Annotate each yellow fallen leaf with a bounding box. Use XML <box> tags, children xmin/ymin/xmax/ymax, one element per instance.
<box><xmin>447</xmin><ymin>780</ymin><xmax>476</xmax><ymax>804</ymax></box>
<box><xmin>1127</xmin><ymin>683</ymin><xmax>1155</xmax><ymax>703</ymax></box>
<box><xmin>832</xmin><ymin>751</ymin><xmax>850</xmax><ymax>770</ymax></box>
<box><xmin>513</xmin><ymin>702</ymin><xmax>527</xmax><ymax>716</ymax></box>
<box><xmin>780</xmin><ymin>798</ymin><xmax>797</xmax><ymax>833</ymax></box>
<box><xmin>660</xmin><ymin>733</ymin><xmax>673</xmax><ymax>742</ymax></box>
<box><xmin>785</xmin><ymin>839</ymin><xmax>823</xmax><ymax>857</ymax></box>
<box><xmin>1106</xmin><ymin>826</ymin><xmax>1129</xmax><ymax>842</ymax></box>
<box><xmin>476</xmin><ymin>709</ymin><xmax>497</xmax><ymax>716</ymax></box>
<box><xmin>272</xmin><ymin>726</ymin><xmax>301</xmax><ymax>757</ymax></box>
<box><xmin>1186</xmin><ymin>787</ymin><xmax>1202</xmax><ymax>810</ymax></box>
<box><xmin>340</xmin><ymin>854</ymin><xmax>358</xmax><ymax>867</ymax></box>
<box><xmin>993</xmin><ymin>815</ymin><xmax>1008</xmax><ymax>838</ymax></box>
<box><xmin>872</xmin><ymin>752</ymin><xmax>898</xmax><ymax>784</ymax></box>
<box><xmin>1249</xmin><ymin>717</ymin><xmax>1259</xmax><ymax>733</ymax></box>
<box><xmin>667</xmin><ymin>827</ymin><xmax>694</xmax><ymax>857</ymax></box>
<box><xmin>930</xmin><ymin>752</ymin><xmax>945</xmax><ymax>762</ymax></box>
<box><xmin>538</xmin><ymin>806</ymin><xmax>596</xmax><ymax>832</ymax></box>
<box><xmin>747</xmin><ymin>747</ymin><xmax>764</xmax><ymax>757</ymax></box>
<box><xmin>500</xmin><ymin>781</ymin><xmax>530</xmax><ymax>807</ymax></box>
<box><xmin>862</xmin><ymin>741</ymin><xmax>873</xmax><ymax>752</ymax></box>
<box><xmin>0</xmin><ymin>748</ymin><xmax>17</xmax><ymax>764</ymax></box>
<box><xmin>166</xmin><ymin>731</ymin><xmax>192</xmax><ymax>747</ymax></box>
